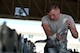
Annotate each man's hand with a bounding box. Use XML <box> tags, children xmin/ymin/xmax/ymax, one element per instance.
<box><xmin>66</xmin><ymin>20</ymin><xmax>73</xmax><ymax>28</ymax></box>
<box><xmin>56</xmin><ymin>35</ymin><xmax>63</xmax><ymax>41</ymax></box>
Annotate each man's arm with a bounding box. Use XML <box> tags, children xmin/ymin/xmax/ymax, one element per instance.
<box><xmin>66</xmin><ymin>20</ymin><xmax>78</xmax><ymax>38</ymax></box>
<box><xmin>42</xmin><ymin>23</ymin><xmax>53</xmax><ymax>36</ymax></box>
<box><xmin>69</xmin><ymin>25</ymin><xmax>78</xmax><ymax>38</ymax></box>
<box><xmin>42</xmin><ymin>23</ymin><xmax>62</xmax><ymax>40</ymax></box>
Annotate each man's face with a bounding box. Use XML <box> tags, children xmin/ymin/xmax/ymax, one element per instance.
<box><xmin>48</xmin><ymin>8</ymin><xmax>60</xmax><ymax>21</ymax></box>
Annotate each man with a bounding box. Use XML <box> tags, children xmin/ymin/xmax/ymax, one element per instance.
<box><xmin>41</xmin><ymin>3</ymin><xmax>78</xmax><ymax>53</ymax></box>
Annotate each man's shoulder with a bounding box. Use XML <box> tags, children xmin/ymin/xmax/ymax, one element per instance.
<box><xmin>42</xmin><ymin>15</ymin><xmax>48</xmax><ymax>18</ymax></box>
<box><xmin>61</xmin><ymin>13</ymin><xmax>72</xmax><ymax>18</ymax></box>
<box><xmin>61</xmin><ymin>13</ymin><xmax>74</xmax><ymax>22</ymax></box>
<box><xmin>41</xmin><ymin>15</ymin><xmax>49</xmax><ymax>20</ymax></box>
